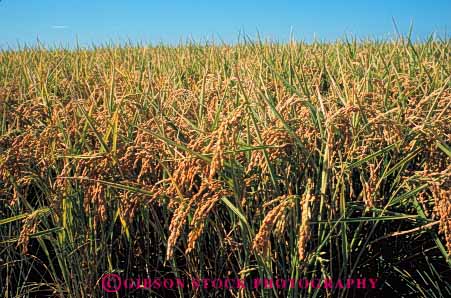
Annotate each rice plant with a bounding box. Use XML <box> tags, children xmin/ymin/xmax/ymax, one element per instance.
<box><xmin>0</xmin><ymin>35</ymin><xmax>450</xmax><ymax>297</ymax></box>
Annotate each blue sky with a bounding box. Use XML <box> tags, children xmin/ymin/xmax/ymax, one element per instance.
<box><xmin>1</xmin><ymin>0</ymin><xmax>450</xmax><ymax>48</ymax></box>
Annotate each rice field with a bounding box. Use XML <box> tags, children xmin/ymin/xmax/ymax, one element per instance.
<box><xmin>1</xmin><ymin>37</ymin><xmax>450</xmax><ymax>297</ymax></box>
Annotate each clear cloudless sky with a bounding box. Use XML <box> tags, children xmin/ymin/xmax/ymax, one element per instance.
<box><xmin>1</xmin><ymin>0</ymin><xmax>451</xmax><ymax>48</ymax></box>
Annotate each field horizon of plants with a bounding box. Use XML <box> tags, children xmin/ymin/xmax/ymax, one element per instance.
<box><xmin>1</xmin><ymin>36</ymin><xmax>450</xmax><ymax>297</ymax></box>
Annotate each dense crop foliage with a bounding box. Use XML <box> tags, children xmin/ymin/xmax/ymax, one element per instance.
<box><xmin>1</xmin><ymin>38</ymin><xmax>450</xmax><ymax>297</ymax></box>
